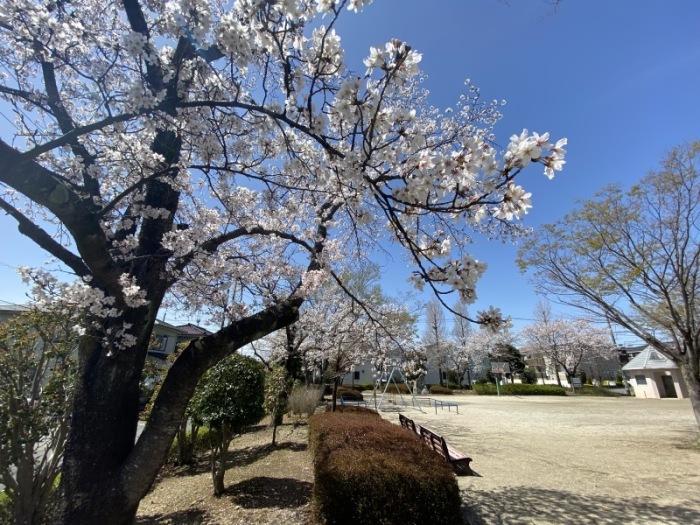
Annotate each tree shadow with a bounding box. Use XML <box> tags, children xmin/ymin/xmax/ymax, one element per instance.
<box><xmin>166</xmin><ymin>440</ymin><xmax>308</xmax><ymax>478</ymax></box>
<box><xmin>227</xmin><ymin>441</ymin><xmax>308</xmax><ymax>468</ymax></box>
<box><xmin>462</xmin><ymin>486</ymin><xmax>700</xmax><ymax>525</ymax></box>
<box><xmin>136</xmin><ymin>508</ymin><xmax>208</xmax><ymax>524</ymax></box>
<box><xmin>227</xmin><ymin>476</ymin><xmax>313</xmax><ymax>509</ymax></box>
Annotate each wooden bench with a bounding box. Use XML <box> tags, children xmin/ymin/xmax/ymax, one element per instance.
<box><xmin>398</xmin><ymin>413</ymin><xmax>474</xmax><ymax>475</ymax></box>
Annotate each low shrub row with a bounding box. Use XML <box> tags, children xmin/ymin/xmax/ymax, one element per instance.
<box><xmin>325</xmin><ymin>404</ymin><xmax>380</xmax><ymax>416</ymax></box>
<box><xmin>336</xmin><ymin>386</ymin><xmax>364</xmax><ymax>401</ymax></box>
<box><xmin>472</xmin><ymin>383</ymin><xmax>567</xmax><ymax>396</ymax></box>
<box><xmin>308</xmin><ymin>412</ymin><xmax>462</xmax><ymax>525</ymax></box>
<box><xmin>575</xmin><ymin>385</ymin><xmax>623</xmax><ymax>397</ymax></box>
<box><xmin>428</xmin><ymin>385</ymin><xmax>453</xmax><ymax>395</ymax></box>
<box><xmin>381</xmin><ymin>382</ymin><xmax>412</xmax><ymax>394</ymax></box>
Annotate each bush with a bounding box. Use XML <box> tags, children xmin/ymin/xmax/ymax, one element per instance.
<box><xmin>336</xmin><ymin>387</ymin><xmax>364</xmax><ymax>401</ymax></box>
<box><xmin>521</xmin><ymin>367</ymin><xmax>538</xmax><ymax>385</ymax></box>
<box><xmin>0</xmin><ymin>307</ymin><xmax>76</xmax><ymax>525</ymax></box>
<box><xmin>381</xmin><ymin>382</ymin><xmax>412</xmax><ymax>394</ymax></box>
<box><xmin>188</xmin><ymin>353</ymin><xmax>266</xmax><ymax>494</ymax></box>
<box><xmin>576</xmin><ymin>385</ymin><xmax>622</xmax><ymax>397</ymax></box>
<box><xmin>309</xmin><ymin>412</ymin><xmax>461</xmax><ymax>525</ymax></box>
<box><xmin>352</xmin><ymin>383</ymin><xmax>375</xmax><ymax>391</ymax></box>
<box><xmin>429</xmin><ymin>384</ymin><xmax>453</xmax><ymax>395</ymax></box>
<box><xmin>473</xmin><ymin>383</ymin><xmax>567</xmax><ymax>396</ymax></box>
<box><xmin>325</xmin><ymin>405</ymin><xmax>381</xmax><ymax>416</ymax></box>
<box><xmin>169</xmin><ymin>426</ymin><xmax>215</xmax><ymax>461</ymax></box>
<box><xmin>288</xmin><ymin>384</ymin><xmax>324</xmax><ymax>418</ymax></box>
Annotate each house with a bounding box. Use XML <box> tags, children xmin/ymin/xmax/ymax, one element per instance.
<box><xmin>0</xmin><ymin>303</ymin><xmax>208</xmax><ymax>364</ymax></box>
<box><xmin>622</xmin><ymin>346</ymin><xmax>688</xmax><ymax>399</ymax></box>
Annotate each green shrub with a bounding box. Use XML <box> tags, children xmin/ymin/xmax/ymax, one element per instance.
<box><xmin>576</xmin><ymin>385</ymin><xmax>622</xmax><ymax>397</ymax></box>
<box><xmin>521</xmin><ymin>367</ymin><xmax>538</xmax><ymax>385</ymax></box>
<box><xmin>473</xmin><ymin>383</ymin><xmax>567</xmax><ymax>396</ymax></box>
<box><xmin>169</xmin><ymin>426</ymin><xmax>215</xmax><ymax>461</ymax></box>
<box><xmin>429</xmin><ymin>384</ymin><xmax>453</xmax><ymax>395</ymax></box>
<box><xmin>309</xmin><ymin>413</ymin><xmax>461</xmax><ymax>525</ymax></box>
<box><xmin>188</xmin><ymin>353</ymin><xmax>265</xmax><ymax>494</ymax></box>
<box><xmin>336</xmin><ymin>387</ymin><xmax>364</xmax><ymax>401</ymax></box>
<box><xmin>352</xmin><ymin>383</ymin><xmax>375</xmax><ymax>391</ymax></box>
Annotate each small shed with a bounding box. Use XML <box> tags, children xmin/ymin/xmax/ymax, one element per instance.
<box><xmin>622</xmin><ymin>346</ymin><xmax>687</xmax><ymax>399</ymax></box>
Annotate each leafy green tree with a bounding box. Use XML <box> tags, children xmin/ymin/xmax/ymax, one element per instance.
<box><xmin>0</xmin><ymin>307</ymin><xmax>76</xmax><ymax>525</ymax></box>
<box><xmin>188</xmin><ymin>354</ymin><xmax>265</xmax><ymax>495</ymax></box>
<box><xmin>491</xmin><ymin>344</ymin><xmax>526</xmax><ymax>383</ymax></box>
<box><xmin>518</xmin><ymin>142</ymin><xmax>700</xmax><ymax>429</ymax></box>
<box><xmin>521</xmin><ymin>367</ymin><xmax>538</xmax><ymax>385</ymax></box>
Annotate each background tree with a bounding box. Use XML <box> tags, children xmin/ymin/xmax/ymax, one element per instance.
<box><xmin>188</xmin><ymin>353</ymin><xmax>265</xmax><ymax>495</ymax></box>
<box><xmin>0</xmin><ymin>1</ymin><xmax>566</xmax><ymax>521</ymax></box>
<box><xmin>490</xmin><ymin>344</ymin><xmax>526</xmax><ymax>383</ymax></box>
<box><xmin>522</xmin><ymin>316</ymin><xmax>615</xmax><ymax>388</ymax></box>
<box><xmin>449</xmin><ymin>301</ymin><xmax>475</xmax><ymax>388</ymax></box>
<box><xmin>519</xmin><ymin>142</ymin><xmax>700</xmax><ymax>424</ymax></box>
<box><xmin>401</xmin><ymin>349</ymin><xmax>429</xmax><ymax>394</ymax></box>
<box><xmin>424</xmin><ymin>299</ymin><xmax>449</xmax><ymax>386</ymax></box>
<box><xmin>0</xmin><ymin>307</ymin><xmax>76</xmax><ymax>525</ymax></box>
<box><xmin>521</xmin><ymin>367</ymin><xmax>538</xmax><ymax>384</ymax></box>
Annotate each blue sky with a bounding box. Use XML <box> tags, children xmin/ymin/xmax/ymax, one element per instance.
<box><xmin>1</xmin><ymin>0</ymin><xmax>699</xmax><ymax>343</ymax></box>
<box><xmin>334</xmin><ymin>0</ymin><xmax>700</xmax><ymax>341</ymax></box>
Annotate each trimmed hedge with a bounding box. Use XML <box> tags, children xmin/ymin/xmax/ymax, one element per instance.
<box><xmin>326</xmin><ymin>405</ymin><xmax>381</xmax><ymax>416</ymax></box>
<box><xmin>336</xmin><ymin>387</ymin><xmax>364</xmax><ymax>401</ymax></box>
<box><xmin>575</xmin><ymin>385</ymin><xmax>623</xmax><ymax>397</ymax></box>
<box><xmin>381</xmin><ymin>382</ymin><xmax>412</xmax><ymax>394</ymax></box>
<box><xmin>428</xmin><ymin>385</ymin><xmax>453</xmax><ymax>395</ymax></box>
<box><xmin>473</xmin><ymin>383</ymin><xmax>567</xmax><ymax>396</ymax></box>
<box><xmin>309</xmin><ymin>412</ymin><xmax>461</xmax><ymax>525</ymax></box>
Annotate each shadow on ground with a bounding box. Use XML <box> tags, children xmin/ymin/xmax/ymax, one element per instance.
<box><xmin>167</xmin><ymin>440</ymin><xmax>308</xmax><ymax>478</ymax></box>
<box><xmin>462</xmin><ymin>487</ymin><xmax>700</xmax><ymax>525</ymax></box>
<box><xmin>137</xmin><ymin>508</ymin><xmax>208</xmax><ymax>524</ymax></box>
<box><xmin>227</xmin><ymin>477</ymin><xmax>313</xmax><ymax>509</ymax></box>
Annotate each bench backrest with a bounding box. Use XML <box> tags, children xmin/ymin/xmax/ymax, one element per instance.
<box><xmin>419</xmin><ymin>426</ymin><xmax>446</xmax><ymax>459</ymax></box>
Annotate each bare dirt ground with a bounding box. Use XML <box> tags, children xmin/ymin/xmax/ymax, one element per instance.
<box><xmin>136</xmin><ymin>395</ymin><xmax>700</xmax><ymax>525</ymax></box>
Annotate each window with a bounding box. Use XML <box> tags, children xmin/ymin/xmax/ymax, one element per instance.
<box><xmin>635</xmin><ymin>375</ymin><xmax>647</xmax><ymax>385</ymax></box>
<box><xmin>353</xmin><ymin>371</ymin><xmax>360</xmax><ymax>380</ymax></box>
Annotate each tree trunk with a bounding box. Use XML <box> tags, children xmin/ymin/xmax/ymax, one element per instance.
<box><xmin>679</xmin><ymin>362</ymin><xmax>700</xmax><ymax>430</ymax></box>
<box><xmin>57</xmin><ymin>331</ymin><xmax>147</xmax><ymax>525</ymax></box>
<box><xmin>211</xmin><ymin>427</ymin><xmax>232</xmax><ymax>496</ymax></box>
<box><xmin>55</xmin><ymin>298</ymin><xmax>302</xmax><ymax>525</ymax></box>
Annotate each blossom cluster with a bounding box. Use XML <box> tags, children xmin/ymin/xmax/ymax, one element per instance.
<box><xmin>0</xmin><ymin>0</ymin><xmax>567</xmax><ymax>357</ymax></box>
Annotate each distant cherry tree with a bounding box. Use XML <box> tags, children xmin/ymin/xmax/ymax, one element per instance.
<box><xmin>522</xmin><ymin>316</ymin><xmax>614</xmax><ymax>386</ymax></box>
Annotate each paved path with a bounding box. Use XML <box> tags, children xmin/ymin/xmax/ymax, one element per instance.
<box><xmin>382</xmin><ymin>394</ymin><xmax>700</xmax><ymax>525</ymax></box>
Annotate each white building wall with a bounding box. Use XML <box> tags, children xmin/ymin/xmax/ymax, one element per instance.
<box><xmin>628</xmin><ymin>369</ymin><xmax>687</xmax><ymax>399</ymax></box>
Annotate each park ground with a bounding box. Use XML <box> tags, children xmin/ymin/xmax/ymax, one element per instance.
<box><xmin>136</xmin><ymin>394</ymin><xmax>700</xmax><ymax>525</ymax></box>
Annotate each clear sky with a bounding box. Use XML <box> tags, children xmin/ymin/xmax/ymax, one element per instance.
<box><xmin>1</xmin><ymin>0</ymin><xmax>699</xmax><ymax>343</ymax></box>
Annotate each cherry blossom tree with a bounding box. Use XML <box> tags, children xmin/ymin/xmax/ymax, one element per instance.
<box><xmin>0</xmin><ymin>1</ymin><xmax>566</xmax><ymax>522</ymax></box>
<box><xmin>522</xmin><ymin>317</ymin><xmax>614</xmax><ymax>387</ymax></box>
<box><xmin>448</xmin><ymin>301</ymin><xmax>475</xmax><ymax>387</ymax></box>
<box><xmin>297</xmin><ymin>267</ymin><xmax>415</xmax><ymax>407</ymax></box>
